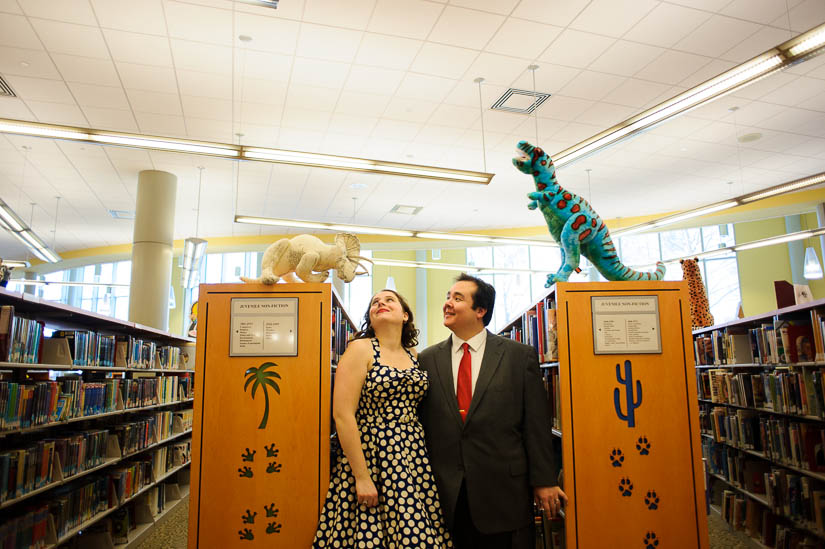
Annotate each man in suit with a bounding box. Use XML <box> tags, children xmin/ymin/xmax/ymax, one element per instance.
<box><xmin>419</xmin><ymin>273</ymin><xmax>567</xmax><ymax>549</ymax></box>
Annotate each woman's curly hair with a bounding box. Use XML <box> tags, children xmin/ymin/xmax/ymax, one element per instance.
<box><xmin>353</xmin><ymin>289</ymin><xmax>419</xmax><ymax>348</ymax></box>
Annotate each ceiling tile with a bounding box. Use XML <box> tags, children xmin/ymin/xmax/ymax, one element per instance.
<box><xmin>52</xmin><ymin>54</ymin><xmax>120</xmax><ymax>86</ymax></box>
<box><xmin>535</xmin><ymin>95</ymin><xmax>594</xmax><ymax>122</ymax></box>
<box><xmin>0</xmin><ymin>1</ymin><xmax>23</xmax><ymax>14</ymax></box>
<box><xmin>678</xmin><ymin>58</ymin><xmax>737</xmax><ymax>89</ymax></box>
<box><xmin>277</xmin><ymin>128</ymin><xmax>324</xmax><ymax>151</ymax></box>
<box><xmin>234</xmin><ymin>12</ymin><xmax>300</xmax><ymax>55</ymax></box>
<box><xmin>383</xmin><ymin>96</ymin><xmax>437</xmax><ymax>123</ymax></box>
<box><xmin>623</xmin><ymin>3</ymin><xmax>710</xmax><ymax>48</ymax></box>
<box><xmin>281</xmin><ymin>107</ymin><xmax>331</xmax><ymax>132</ymax></box>
<box><xmin>674</xmin><ymin>15</ymin><xmax>762</xmax><ymax>58</ymax></box>
<box><xmin>512</xmin><ymin>0</ymin><xmax>591</xmax><ymax>27</ymax></box>
<box><xmin>236</xmin><ymin>50</ymin><xmax>293</xmax><ymax>81</ymax></box>
<box><xmin>368</xmin><ymin>0</ymin><xmax>444</xmax><ymax>40</ymax></box>
<box><xmin>413</xmin><ymin>124</ymin><xmax>464</xmax><ymax>146</ymax></box>
<box><xmin>68</xmin><ymin>83</ymin><xmax>129</xmax><ymax>109</ymax></box>
<box><xmin>485</xmin><ymin>19</ymin><xmax>562</xmax><ymax>60</ymax></box>
<box><xmin>335</xmin><ymin>91</ymin><xmax>391</xmax><ymax>117</ymax></box>
<box><xmin>355</xmin><ymin>33</ymin><xmax>421</xmax><ymax>70</ymax></box>
<box><xmin>303</xmin><ymin>0</ymin><xmax>376</xmax><ymax>29</ymax></box>
<box><xmin>510</xmin><ymin>64</ymin><xmax>580</xmax><ymax>95</ymax></box>
<box><xmin>410</xmin><ymin>42</ymin><xmax>478</xmax><ymax>79</ymax></box>
<box><xmin>285</xmin><ymin>84</ymin><xmax>340</xmax><ymax>111</ymax></box>
<box><xmin>239</xmin><ymin>102</ymin><xmax>283</xmax><ymax>126</ymax></box>
<box><xmin>328</xmin><ymin>113</ymin><xmax>378</xmax><ymax>136</ymax></box>
<box><xmin>666</xmin><ymin>0</ymin><xmax>735</xmax><ymax>12</ymax></box>
<box><xmin>776</xmin><ymin>0</ymin><xmax>825</xmax><ymax>33</ymax></box>
<box><xmin>452</xmin><ymin>0</ymin><xmax>519</xmax><ymax>14</ymax></box>
<box><xmin>164</xmin><ymin>1</ymin><xmax>232</xmax><ymax>45</ymax></box>
<box><xmin>569</xmin><ymin>0</ymin><xmax>659</xmax><ymax>38</ymax></box>
<box><xmin>21</xmin><ymin>0</ymin><xmax>97</xmax><ymax>25</ymax></box>
<box><xmin>25</xmin><ymin>100</ymin><xmax>87</xmax><ymax>125</ymax></box>
<box><xmin>181</xmin><ymin>95</ymin><xmax>232</xmax><ymax>121</ymax></box>
<box><xmin>729</xmin><ymin>70</ymin><xmax>796</xmax><ymax>101</ymax></box>
<box><xmin>186</xmin><ymin>117</ymin><xmax>232</xmax><ymax>142</ymax></box>
<box><xmin>91</xmin><ymin>0</ymin><xmax>166</xmax><ymax>35</ymax></box>
<box><xmin>296</xmin><ymin>23</ymin><xmax>362</xmax><ymax>63</ymax></box>
<box><xmin>345</xmin><ymin>65</ymin><xmax>404</xmax><ymax>95</ymax></box>
<box><xmin>428</xmin><ymin>6</ymin><xmax>504</xmax><ymax>50</ymax></box>
<box><xmin>557</xmin><ymin>71</ymin><xmax>625</xmax><ymax>102</ymax></box>
<box><xmin>233</xmin><ymin>123</ymin><xmax>279</xmax><ymax>147</ymax></box>
<box><xmin>241</xmin><ymin>78</ymin><xmax>288</xmax><ymax>105</ymax></box>
<box><xmin>721</xmin><ymin>26</ymin><xmax>791</xmax><ymax>64</ymax></box>
<box><xmin>431</xmin><ymin>104</ymin><xmax>478</xmax><ymax>129</ymax></box>
<box><xmin>171</xmin><ymin>39</ymin><xmax>232</xmax><ymax>73</ymax></box>
<box><xmin>103</xmin><ymin>29</ymin><xmax>173</xmax><ymax>66</ymax></box>
<box><xmin>177</xmin><ymin>69</ymin><xmax>231</xmax><ymax>99</ymax></box>
<box><xmin>0</xmin><ymin>46</ymin><xmax>59</xmax><ymax>79</ymax></box>
<box><xmin>538</xmin><ymin>29</ymin><xmax>614</xmax><ymax>69</ymax></box>
<box><xmin>760</xmin><ymin>75</ymin><xmax>824</xmax><ymax>106</ymax></box>
<box><xmin>127</xmin><ymin>89</ymin><xmax>182</xmax><ymax>115</ymax></box>
<box><xmin>5</xmin><ymin>76</ymin><xmax>75</xmax><ymax>103</ymax></box>
<box><xmin>290</xmin><ymin>57</ymin><xmax>350</xmax><ymax>89</ymax></box>
<box><xmin>722</xmin><ymin>0</ymin><xmax>801</xmax><ymax>24</ymax></box>
<box><xmin>0</xmin><ymin>13</ymin><xmax>41</xmax><ymax>49</ymax></box>
<box><xmin>372</xmin><ymin>118</ymin><xmax>421</xmax><ymax>141</ymax></box>
<box><xmin>587</xmin><ymin>40</ymin><xmax>664</xmax><ymax>77</ymax></box>
<box><xmin>30</xmin><ymin>19</ymin><xmax>108</xmax><ymax>59</ymax></box>
<box><xmin>82</xmin><ymin>106</ymin><xmax>138</xmax><ymax>131</ymax></box>
<box><xmin>116</xmin><ymin>62</ymin><xmax>178</xmax><ymax>94</ymax></box>
<box><xmin>634</xmin><ymin>50</ymin><xmax>712</xmax><ymax>85</ymax></box>
<box><xmin>601</xmin><ymin>78</ymin><xmax>672</xmax><ymax>109</ymax></box>
<box><xmin>575</xmin><ymin>102</ymin><xmax>637</xmax><ymax>127</ymax></box>
<box><xmin>443</xmin><ymin>79</ymin><xmax>508</xmax><ymax>108</ymax></box>
<box><xmin>395</xmin><ymin>73</ymin><xmax>455</xmax><ymax>102</ymax></box>
<box><xmin>0</xmin><ymin>97</ymin><xmax>34</xmax><ymax>119</ymax></box>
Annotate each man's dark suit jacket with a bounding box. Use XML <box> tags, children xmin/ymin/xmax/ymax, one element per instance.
<box><xmin>418</xmin><ymin>331</ymin><xmax>557</xmax><ymax>534</ymax></box>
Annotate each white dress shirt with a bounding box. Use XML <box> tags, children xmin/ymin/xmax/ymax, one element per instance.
<box><xmin>450</xmin><ymin>329</ymin><xmax>487</xmax><ymax>395</ymax></box>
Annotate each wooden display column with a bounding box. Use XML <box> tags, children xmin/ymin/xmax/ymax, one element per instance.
<box><xmin>188</xmin><ymin>283</ymin><xmax>332</xmax><ymax>548</ymax></box>
<box><xmin>556</xmin><ymin>281</ymin><xmax>708</xmax><ymax>549</ymax></box>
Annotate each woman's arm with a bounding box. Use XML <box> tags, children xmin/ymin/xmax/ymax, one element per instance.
<box><xmin>332</xmin><ymin>338</ymin><xmax>378</xmax><ymax>506</ymax></box>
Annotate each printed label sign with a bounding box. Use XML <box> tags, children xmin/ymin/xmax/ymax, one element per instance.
<box><xmin>591</xmin><ymin>296</ymin><xmax>661</xmax><ymax>354</ymax></box>
<box><xmin>230</xmin><ymin>298</ymin><xmax>298</xmax><ymax>356</ymax></box>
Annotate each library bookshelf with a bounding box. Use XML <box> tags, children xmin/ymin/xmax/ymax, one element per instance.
<box><xmin>696</xmin><ymin>296</ymin><xmax>825</xmax><ymax>548</ymax></box>
<box><xmin>187</xmin><ymin>282</ymin><xmax>354</xmax><ymax>549</ymax></box>
<box><xmin>500</xmin><ymin>281</ymin><xmax>708</xmax><ymax>549</ymax></box>
<box><xmin>0</xmin><ymin>286</ymin><xmax>195</xmax><ymax>549</ymax></box>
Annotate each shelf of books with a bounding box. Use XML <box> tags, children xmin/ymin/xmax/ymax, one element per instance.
<box><xmin>0</xmin><ymin>286</ymin><xmax>195</xmax><ymax>549</ymax></box>
<box><xmin>696</xmin><ymin>297</ymin><xmax>825</xmax><ymax>549</ymax></box>
<box><xmin>501</xmin><ymin>281</ymin><xmax>708</xmax><ymax>549</ymax></box>
<box><xmin>188</xmin><ymin>282</ymin><xmax>356</xmax><ymax>548</ymax></box>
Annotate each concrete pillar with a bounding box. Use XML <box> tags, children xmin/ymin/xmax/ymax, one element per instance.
<box><xmin>129</xmin><ymin>170</ymin><xmax>177</xmax><ymax>331</ymax></box>
<box><xmin>786</xmin><ymin>215</ymin><xmax>804</xmax><ymax>284</ymax></box>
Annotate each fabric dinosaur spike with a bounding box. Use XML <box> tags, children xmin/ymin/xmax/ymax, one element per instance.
<box><xmin>512</xmin><ymin>140</ymin><xmax>665</xmax><ymax>286</ymax></box>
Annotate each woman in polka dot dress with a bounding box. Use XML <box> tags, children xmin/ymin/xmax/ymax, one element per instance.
<box><xmin>313</xmin><ymin>290</ymin><xmax>453</xmax><ymax>548</ymax></box>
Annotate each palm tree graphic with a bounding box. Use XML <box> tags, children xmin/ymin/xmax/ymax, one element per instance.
<box><xmin>244</xmin><ymin>362</ymin><xmax>282</xmax><ymax>429</ymax></box>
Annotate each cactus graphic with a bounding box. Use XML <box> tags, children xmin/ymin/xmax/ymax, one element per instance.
<box><xmin>613</xmin><ymin>360</ymin><xmax>642</xmax><ymax>428</ymax></box>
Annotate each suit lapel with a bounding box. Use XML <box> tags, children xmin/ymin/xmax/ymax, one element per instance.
<box><xmin>465</xmin><ymin>331</ymin><xmax>504</xmax><ymax>425</ymax></box>
<box><xmin>432</xmin><ymin>337</ymin><xmax>463</xmax><ymax>426</ymax></box>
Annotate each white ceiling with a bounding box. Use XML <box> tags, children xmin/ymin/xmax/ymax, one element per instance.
<box><xmin>1</xmin><ymin>0</ymin><xmax>825</xmax><ymax>260</ymax></box>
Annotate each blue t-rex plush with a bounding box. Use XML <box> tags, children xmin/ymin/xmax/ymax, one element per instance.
<box><xmin>513</xmin><ymin>140</ymin><xmax>665</xmax><ymax>286</ymax></box>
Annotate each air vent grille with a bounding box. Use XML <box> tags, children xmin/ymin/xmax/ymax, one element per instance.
<box><xmin>491</xmin><ymin>88</ymin><xmax>551</xmax><ymax>115</ymax></box>
<box><xmin>108</xmin><ymin>209</ymin><xmax>135</xmax><ymax>220</ymax></box>
<box><xmin>0</xmin><ymin>76</ymin><xmax>16</xmax><ymax>98</ymax></box>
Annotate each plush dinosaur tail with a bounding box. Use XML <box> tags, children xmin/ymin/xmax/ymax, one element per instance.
<box><xmin>239</xmin><ymin>276</ymin><xmax>260</xmax><ymax>283</ymax></box>
<box><xmin>595</xmin><ymin>236</ymin><xmax>667</xmax><ymax>281</ymax></box>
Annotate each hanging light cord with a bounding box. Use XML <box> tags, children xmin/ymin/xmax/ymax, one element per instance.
<box><xmin>530</xmin><ymin>65</ymin><xmax>539</xmax><ymax>144</ymax></box>
<box><xmin>475</xmin><ymin>77</ymin><xmax>487</xmax><ymax>173</ymax></box>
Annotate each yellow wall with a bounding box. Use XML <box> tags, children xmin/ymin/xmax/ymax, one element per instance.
<box><xmin>425</xmin><ymin>249</ymin><xmax>467</xmax><ymax>346</ymax></box>
<box><xmin>371</xmin><ymin>250</ymin><xmax>417</xmax><ymax>310</ymax></box>
<box><xmin>734</xmin><ymin>215</ymin><xmax>825</xmax><ymax>317</ymax></box>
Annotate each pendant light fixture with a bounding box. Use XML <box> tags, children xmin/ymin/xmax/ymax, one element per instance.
<box><xmin>181</xmin><ymin>167</ymin><xmax>208</xmax><ymax>288</ymax></box>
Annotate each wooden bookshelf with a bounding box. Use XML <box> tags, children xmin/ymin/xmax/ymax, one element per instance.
<box><xmin>187</xmin><ymin>282</ymin><xmax>355</xmax><ymax>549</ymax></box>
<box><xmin>499</xmin><ymin>281</ymin><xmax>708</xmax><ymax>549</ymax></box>
<box><xmin>0</xmin><ymin>288</ymin><xmax>195</xmax><ymax>548</ymax></box>
<box><xmin>695</xmin><ymin>298</ymin><xmax>825</xmax><ymax>548</ymax></box>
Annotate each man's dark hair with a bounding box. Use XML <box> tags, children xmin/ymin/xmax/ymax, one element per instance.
<box><xmin>457</xmin><ymin>273</ymin><xmax>495</xmax><ymax>326</ymax></box>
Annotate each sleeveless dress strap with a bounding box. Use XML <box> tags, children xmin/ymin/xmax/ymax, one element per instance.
<box><xmin>370</xmin><ymin>338</ymin><xmax>382</xmax><ymax>367</ymax></box>
<box><xmin>404</xmin><ymin>346</ymin><xmax>419</xmax><ymax>367</ymax></box>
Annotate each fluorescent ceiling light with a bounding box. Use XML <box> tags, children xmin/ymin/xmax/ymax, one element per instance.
<box><xmin>649</xmin><ymin>201</ymin><xmax>739</xmax><ymax>227</ymax></box>
<box><xmin>237</xmin><ymin>0</ymin><xmax>279</xmax><ymax>8</ymax></box>
<box><xmin>0</xmin><ymin>206</ymin><xmax>25</xmax><ymax>232</ymax></box>
<box><xmin>414</xmin><ymin>232</ymin><xmax>493</xmax><ymax>243</ymax></box>
<box><xmin>733</xmin><ymin>229</ymin><xmax>819</xmax><ymax>251</ymax></box>
<box><xmin>234</xmin><ymin>215</ymin><xmax>415</xmax><ymax>237</ymax></box>
<box><xmin>489</xmin><ymin>237</ymin><xmax>555</xmax><ymax>247</ymax></box>
<box><xmin>242</xmin><ymin>148</ymin><xmax>491</xmax><ymax>184</ymax></box>
<box><xmin>88</xmin><ymin>134</ymin><xmax>239</xmax><ymax>157</ymax></box>
<box><xmin>740</xmin><ymin>173</ymin><xmax>825</xmax><ymax>203</ymax></box>
<box><xmin>7</xmin><ymin>279</ymin><xmax>129</xmax><ymax>288</ymax></box>
<box><xmin>552</xmin><ymin>22</ymin><xmax>825</xmax><ymax>168</ymax></box>
<box><xmin>0</xmin><ymin>120</ymin><xmax>88</xmax><ymax>140</ymax></box>
<box><xmin>328</xmin><ymin>224</ymin><xmax>416</xmax><ymax>237</ymax></box>
<box><xmin>1</xmin><ymin>260</ymin><xmax>29</xmax><ymax>268</ymax></box>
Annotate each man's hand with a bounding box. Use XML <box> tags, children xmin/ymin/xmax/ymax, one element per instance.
<box><xmin>534</xmin><ymin>485</ymin><xmax>568</xmax><ymax>519</ymax></box>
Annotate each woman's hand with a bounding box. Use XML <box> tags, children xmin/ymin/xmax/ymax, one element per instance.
<box><xmin>355</xmin><ymin>476</ymin><xmax>379</xmax><ymax>507</ymax></box>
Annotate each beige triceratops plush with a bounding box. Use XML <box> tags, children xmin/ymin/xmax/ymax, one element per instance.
<box><xmin>240</xmin><ymin>233</ymin><xmax>372</xmax><ymax>284</ymax></box>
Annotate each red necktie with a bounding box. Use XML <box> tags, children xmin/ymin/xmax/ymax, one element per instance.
<box><xmin>457</xmin><ymin>343</ymin><xmax>472</xmax><ymax>422</ymax></box>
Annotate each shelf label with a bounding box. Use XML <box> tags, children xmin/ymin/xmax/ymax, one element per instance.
<box><xmin>591</xmin><ymin>295</ymin><xmax>661</xmax><ymax>354</ymax></box>
<box><xmin>229</xmin><ymin>298</ymin><xmax>298</xmax><ymax>357</ymax></box>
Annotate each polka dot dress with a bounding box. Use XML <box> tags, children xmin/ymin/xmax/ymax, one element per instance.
<box><xmin>313</xmin><ymin>338</ymin><xmax>453</xmax><ymax>548</ymax></box>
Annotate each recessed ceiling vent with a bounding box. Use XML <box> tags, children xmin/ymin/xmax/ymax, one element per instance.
<box><xmin>390</xmin><ymin>204</ymin><xmax>422</xmax><ymax>215</ymax></box>
<box><xmin>0</xmin><ymin>76</ymin><xmax>16</xmax><ymax>97</ymax></box>
<box><xmin>108</xmin><ymin>209</ymin><xmax>135</xmax><ymax>220</ymax></box>
<box><xmin>491</xmin><ymin>88</ymin><xmax>551</xmax><ymax>115</ymax></box>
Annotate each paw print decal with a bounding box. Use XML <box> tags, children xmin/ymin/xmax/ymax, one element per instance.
<box><xmin>238</xmin><ymin>466</ymin><xmax>253</xmax><ymax>478</ymax></box>
<box><xmin>610</xmin><ymin>448</ymin><xmax>624</xmax><ymax>467</ymax></box>
<box><xmin>618</xmin><ymin>477</ymin><xmax>633</xmax><ymax>497</ymax></box>
<box><xmin>238</xmin><ymin>528</ymin><xmax>254</xmax><ymax>541</ymax></box>
<box><xmin>267</xmin><ymin>461</ymin><xmax>282</xmax><ymax>474</ymax></box>
<box><xmin>636</xmin><ymin>436</ymin><xmax>651</xmax><ymax>456</ymax></box>
<box><xmin>645</xmin><ymin>490</ymin><xmax>659</xmax><ymax>510</ymax></box>
<box><xmin>241</xmin><ymin>509</ymin><xmax>257</xmax><ymax>524</ymax></box>
<box><xmin>644</xmin><ymin>531</ymin><xmax>659</xmax><ymax>548</ymax></box>
<box><xmin>241</xmin><ymin>448</ymin><xmax>256</xmax><ymax>462</ymax></box>
<box><xmin>266</xmin><ymin>522</ymin><xmax>282</xmax><ymax>534</ymax></box>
